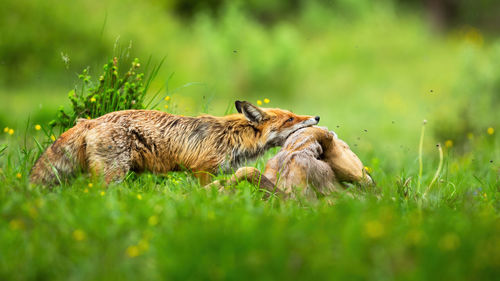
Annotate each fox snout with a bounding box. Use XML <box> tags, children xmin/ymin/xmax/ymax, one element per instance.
<box><xmin>304</xmin><ymin>116</ymin><xmax>320</xmax><ymax>126</ymax></box>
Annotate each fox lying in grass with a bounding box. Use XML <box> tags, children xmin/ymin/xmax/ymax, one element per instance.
<box><xmin>30</xmin><ymin>101</ymin><xmax>320</xmax><ymax>185</ymax></box>
<box><xmin>207</xmin><ymin>126</ymin><xmax>373</xmax><ymax>198</ymax></box>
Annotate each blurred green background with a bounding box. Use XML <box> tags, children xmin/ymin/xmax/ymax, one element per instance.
<box><xmin>1</xmin><ymin>0</ymin><xmax>499</xmax><ymax>161</ymax></box>
<box><xmin>1</xmin><ymin>2</ymin><xmax>500</xmax><ymax>280</ymax></box>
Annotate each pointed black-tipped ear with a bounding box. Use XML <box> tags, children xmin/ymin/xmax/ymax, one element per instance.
<box><xmin>235</xmin><ymin>100</ymin><xmax>244</xmax><ymax>113</ymax></box>
<box><xmin>235</xmin><ymin>100</ymin><xmax>266</xmax><ymax>123</ymax></box>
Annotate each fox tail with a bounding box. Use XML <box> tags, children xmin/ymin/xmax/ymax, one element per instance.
<box><xmin>30</xmin><ymin>120</ymin><xmax>94</xmax><ymax>185</ymax></box>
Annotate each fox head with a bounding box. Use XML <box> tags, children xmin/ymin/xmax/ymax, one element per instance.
<box><xmin>235</xmin><ymin>100</ymin><xmax>320</xmax><ymax>147</ymax></box>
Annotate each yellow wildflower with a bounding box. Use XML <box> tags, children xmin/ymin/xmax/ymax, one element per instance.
<box><xmin>256</xmin><ymin>100</ymin><xmax>262</xmax><ymax>106</ymax></box>
<box><xmin>164</xmin><ymin>96</ymin><xmax>170</xmax><ymax>101</ymax></box>
<box><xmin>86</xmin><ymin>116</ymin><xmax>91</xmax><ymax>120</ymax></box>
<box><xmin>439</xmin><ymin>233</ymin><xmax>460</xmax><ymax>251</ymax></box>
<box><xmin>364</xmin><ymin>220</ymin><xmax>384</xmax><ymax>239</ymax></box>
<box><xmin>364</xmin><ymin>166</ymin><xmax>373</xmax><ymax>174</ymax></box>
<box><xmin>16</xmin><ymin>173</ymin><xmax>22</xmax><ymax>179</ymax></box>
<box><xmin>126</xmin><ymin>245</ymin><xmax>140</xmax><ymax>258</ymax></box>
<box><xmin>444</xmin><ymin>140</ymin><xmax>453</xmax><ymax>148</ymax></box>
<box><xmin>3</xmin><ymin>127</ymin><xmax>8</xmax><ymax>133</ymax></box>
<box><xmin>50</xmin><ymin>135</ymin><xmax>56</xmax><ymax>141</ymax></box>
<box><xmin>137</xmin><ymin>194</ymin><xmax>142</xmax><ymax>200</ymax></box>
<box><xmin>35</xmin><ymin>124</ymin><xmax>41</xmax><ymax>131</ymax></box>
<box><xmin>84</xmin><ymin>188</ymin><xmax>89</xmax><ymax>193</ymax></box>
<box><xmin>9</xmin><ymin>219</ymin><xmax>24</xmax><ymax>230</ymax></box>
<box><xmin>406</xmin><ymin>229</ymin><xmax>424</xmax><ymax>245</ymax></box>
<box><xmin>462</xmin><ymin>26</ymin><xmax>484</xmax><ymax>47</ymax></box>
<box><xmin>263</xmin><ymin>98</ymin><xmax>270</xmax><ymax>104</ymax></box>
<box><xmin>8</xmin><ymin>129</ymin><xmax>14</xmax><ymax>135</ymax></box>
<box><xmin>28</xmin><ymin>206</ymin><xmax>38</xmax><ymax>219</ymax></box>
<box><xmin>72</xmin><ymin>229</ymin><xmax>86</xmax><ymax>241</ymax></box>
<box><xmin>487</xmin><ymin>127</ymin><xmax>494</xmax><ymax>135</ymax></box>
<box><xmin>35</xmin><ymin>198</ymin><xmax>45</xmax><ymax>208</ymax></box>
<box><xmin>164</xmin><ymin>105</ymin><xmax>168</xmax><ymax>109</ymax></box>
<box><xmin>90</xmin><ymin>97</ymin><xmax>96</xmax><ymax>103</ymax></box>
<box><xmin>148</xmin><ymin>215</ymin><xmax>159</xmax><ymax>226</ymax></box>
<box><xmin>88</xmin><ymin>183</ymin><xmax>93</xmax><ymax>188</ymax></box>
<box><xmin>100</xmin><ymin>191</ymin><xmax>106</xmax><ymax>196</ymax></box>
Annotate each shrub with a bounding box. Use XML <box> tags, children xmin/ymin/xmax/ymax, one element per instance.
<box><xmin>50</xmin><ymin>57</ymin><xmax>162</xmax><ymax>133</ymax></box>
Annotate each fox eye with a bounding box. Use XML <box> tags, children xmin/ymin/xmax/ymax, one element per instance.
<box><xmin>286</xmin><ymin>117</ymin><xmax>294</xmax><ymax>122</ymax></box>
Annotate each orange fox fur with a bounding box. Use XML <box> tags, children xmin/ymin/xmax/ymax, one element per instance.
<box><xmin>208</xmin><ymin>126</ymin><xmax>373</xmax><ymax>198</ymax></box>
<box><xmin>30</xmin><ymin>101</ymin><xmax>319</xmax><ymax>185</ymax></box>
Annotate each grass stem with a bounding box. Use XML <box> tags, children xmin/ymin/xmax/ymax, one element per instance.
<box><xmin>424</xmin><ymin>143</ymin><xmax>443</xmax><ymax>197</ymax></box>
<box><xmin>417</xmin><ymin>120</ymin><xmax>426</xmax><ymax>194</ymax></box>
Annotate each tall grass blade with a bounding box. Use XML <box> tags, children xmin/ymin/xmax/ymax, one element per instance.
<box><xmin>417</xmin><ymin>120</ymin><xmax>426</xmax><ymax>194</ymax></box>
<box><xmin>424</xmin><ymin>143</ymin><xmax>444</xmax><ymax>197</ymax></box>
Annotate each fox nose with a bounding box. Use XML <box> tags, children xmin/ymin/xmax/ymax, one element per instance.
<box><xmin>315</xmin><ymin>116</ymin><xmax>320</xmax><ymax>122</ymax></box>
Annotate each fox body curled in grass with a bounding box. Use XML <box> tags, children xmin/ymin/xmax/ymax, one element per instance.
<box><xmin>208</xmin><ymin>126</ymin><xmax>374</xmax><ymax>198</ymax></box>
<box><xmin>30</xmin><ymin>101</ymin><xmax>319</xmax><ymax>185</ymax></box>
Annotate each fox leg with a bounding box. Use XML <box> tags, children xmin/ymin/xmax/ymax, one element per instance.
<box><xmin>85</xmin><ymin>124</ymin><xmax>131</xmax><ymax>184</ymax></box>
<box><xmin>193</xmin><ymin>171</ymin><xmax>214</xmax><ymax>186</ymax></box>
<box><xmin>87</xmin><ymin>153</ymin><xmax>131</xmax><ymax>184</ymax></box>
<box><xmin>233</xmin><ymin>167</ymin><xmax>276</xmax><ymax>193</ymax></box>
<box><xmin>206</xmin><ymin>167</ymin><xmax>279</xmax><ymax>196</ymax></box>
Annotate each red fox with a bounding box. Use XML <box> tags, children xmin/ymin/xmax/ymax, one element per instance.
<box><xmin>207</xmin><ymin>126</ymin><xmax>373</xmax><ymax>198</ymax></box>
<box><xmin>30</xmin><ymin>101</ymin><xmax>320</xmax><ymax>185</ymax></box>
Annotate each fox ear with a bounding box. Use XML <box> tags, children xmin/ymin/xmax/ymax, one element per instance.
<box><xmin>235</xmin><ymin>100</ymin><xmax>266</xmax><ymax>123</ymax></box>
<box><xmin>235</xmin><ymin>100</ymin><xmax>244</xmax><ymax>113</ymax></box>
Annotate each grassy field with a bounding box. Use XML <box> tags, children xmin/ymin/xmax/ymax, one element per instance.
<box><xmin>1</xmin><ymin>1</ymin><xmax>500</xmax><ymax>280</ymax></box>
<box><xmin>1</xmin><ymin>135</ymin><xmax>499</xmax><ymax>280</ymax></box>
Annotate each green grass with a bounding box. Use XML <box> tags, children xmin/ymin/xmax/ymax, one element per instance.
<box><xmin>1</xmin><ymin>1</ymin><xmax>500</xmax><ymax>280</ymax></box>
<box><xmin>0</xmin><ymin>123</ymin><xmax>499</xmax><ymax>280</ymax></box>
